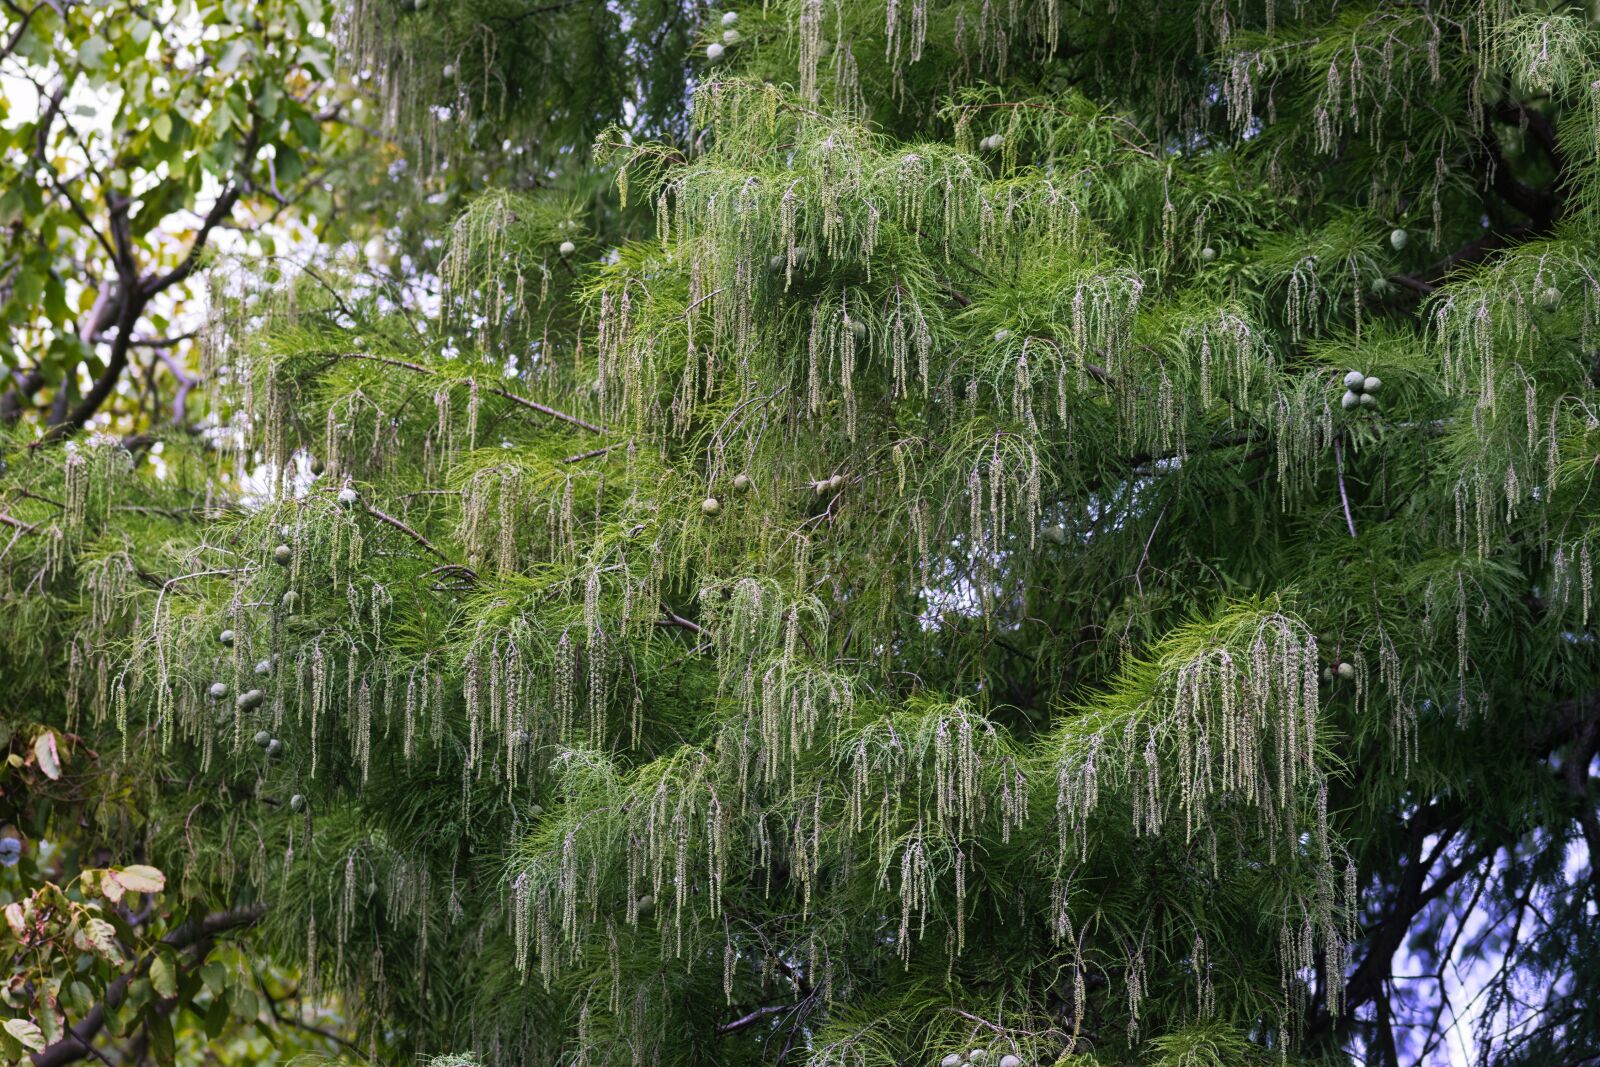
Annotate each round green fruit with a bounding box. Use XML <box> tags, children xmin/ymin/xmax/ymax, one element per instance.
<box><xmin>1343</xmin><ymin>369</ymin><xmax>1366</xmax><ymax>390</ymax></box>
<box><xmin>1199</xmin><ymin>246</ymin><xmax>1216</xmax><ymax>262</ymax></box>
<box><xmin>289</xmin><ymin>794</ymin><xmax>306</xmax><ymax>812</ymax></box>
<box><xmin>219</xmin><ymin>628</ymin><xmax>235</xmax><ymax>646</ymax></box>
<box><xmin>273</xmin><ymin>544</ymin><xmax>292</xmax><ymax>565</ymax></box>
<box><xmin>1336</xmin><ymin>661</ymin><xmax>1356</xmax><ymax>680</ymax></box>
<box><xmin>732</xmin><ymin>473</ymin><xmax>752</xmax><ymax>493</ymax></box>
<box><xmin>1359</xmin><ymin>392</ymin><xmax>1377</xmax><ymax>408</ymax></box>
<box><xmin>209</xmin><ymin>682</ymin><xmax>228</xmax><ymax>700</ymax></box>
<box><xmin>701</xmin><ymin>497</ymin><xmax>721</xmax><ymax>517</ymax></box>
<box><xmin>254</xmin><ymin>730</ymin><xmax>272</xmax><ymax>748</ymax></box>
<box><xmin>1390</xmin><ymin>228</ymin><xmax>1408</xmax><ymax>251</ymax></box>
<box><xmin>1340</xmin><ymin>391</ymin><xmax>1360</xmax><ymax>410</ymax></box>
<box><xmin>266</xmin><ymin>739</ymin><xmax>284</xmax><ymax>757</ymax></box>
<box><xmin>1362</xmin><ymin>376</ymin><xmax>1382</xmax><ymax>394</ymax></box>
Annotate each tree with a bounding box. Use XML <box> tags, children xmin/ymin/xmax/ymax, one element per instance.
<box><xmin>4</xmin><ymin>1</ymin><xmax>1600</xmax><ymax>1066</ymax></box>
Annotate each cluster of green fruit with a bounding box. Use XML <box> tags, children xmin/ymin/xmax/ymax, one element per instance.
<box><xmin>1339</xmin><ymin>369</ymin><xmax>1382</xmax><ymax>411</ymax></box>
<box><xmin>767</xmin><ymin>246</ymin><xmax>811</xmax><ymax>274</ymax></box>
<box><xmin>977</xmin><ymin>133</ymin><xmax>1004</xmax><ymax>152</ymax></box>
<box><xmin>702</xmin><ymin>470</ymin><xmax>848</xmax><ymax>516</ymax></box>
<box><xmin>939</xmin><ymin>1049</ymin><xmax>1023</xmax><ymax>1067</ymax></box>
<box><xmin>706</xmin><ymin>10</ymin><xmax>739</xmax><ymax>60</ymax></box>
<box><xmin>1321</xmin><ymin>661</ymin><xmax>1356</xmax><ymax>684</ymax></box>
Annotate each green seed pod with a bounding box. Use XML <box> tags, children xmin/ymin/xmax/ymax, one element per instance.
<box><xmin>289</xmin><ymin>794</ymin><xmax>306</xmax><ymax>813</ymax></box>
<box><xmin>281</xmin><ymin>590</ymin><xmax>299</xmax><ymax>610</ymax></box>
<box><xmin>266</xmin><ymin>739</ymin><xmax>284</xmax><ymax>757</ymax></box>
<box><xmin>849</xmin><ymin>319</ymin><xmax>866</xmax><ymax>341</ymax></box>
<box><xmin>1359</xmin><ymin>392</ymin><xmax>1377</xmax><ymax>408</ymax></box>
<box><xmin>998</xmin><ymin>1056</ymin><xmax>1023</xmax><ymax>1067</ymax></box>
<box><xmin>1538</xmin><ymin>286</ymin><xmax>1562</xmax><ymax>312</ymax></box>
<box><xmin>1336</xmin><ymin>661</ymin><xmax>1356</xmax><ymax>680</ymax></box>
<box><xmin>722</xmin><ymin>28</ymin><xmax>740</xmax><ymax>43</ymax></box>
<box><xmin>337</xmin><ymin>487</ymin><xmax>359</xmax><ymax>508</ymax></box>
<box><xmin>1343</xmin><ymin>369</ymin><xmax>1366</xmax><ymax>390</ymax></box>
<box><xmin>209</xmin><ymin>682</ymin><xmax>228</xmax><ymax>700</ymax></box>
<box><xmin>273</xmin><ymin>544</ymin><xmax>292</xmax><ymax>565</ymax></box>
<box><xmin>732</xmin><ymin>473</ymin><xmax>752</xmax><ymax>493</ymax></box>
<box><xmin>941</xmin><ymin>1056</ymin><xmax>963</xmax><ymax>1067</ymax></box>
<box><xmin>1199</xmin><ymin>246</ymin><xmax>1216</xmax><ymax>262</ymax></box>
<box><xmin>636</xmin><ymin>893</ymin><xmax>655</xmax><ymax>917</ymax></box>
<box><xmin>721</xmin><ymin>11</ymin><xmax>738</xmax><ymax>26</ymax></box>
<box><xmin>254</xmin><ymin>730</ymin><xmax>272</xmax><ymax>748</ymax></box>
<box><xmin>559</xmin><ymin>240</ymin><xmax>576</xmax><ymax>257</ymax></box>
<box><xmin>1340</xmin><ymin>390</ymin><xmax>1360</xmax><ymax>410</ymax></box>
<box><xmin>238</xmin><ymin>689</ymin><xmax>265</xmax><ymax>711</ymax></box>
<box><xmin>1390</xmin><ymin>228</ymin><xmax>1408</xmax><ymax>251</ymax></box>
<box><xmin>219</xmin><ymin>628</ymin><xmax>235</xmax><ymax>647</ymax></box>
<box><xmin>768</xmin><ymin>254</ymin><xmax>785</xmax><ymax>274</ymax></box>
<box><xmin>827</xmin><ymin>474</ymin><xmax>844</xmax><ymax>491</ymax></box>
<box><xmin>1363</xmin><ymin>376</ymin><xmax>1382</xmax><ymax>394</ymax></box>
<box><xmin>700</xmin><ymin>497</ymin><xmax>721</xmax><ymax>517</ymax></box>
<box><xmin>969</xmin><ymin>1051</ymin><xmax>989</xmax><ymax>1064</ymax></box>
<box><xmin>1043</xmin><ymin>524</ymin><xmax>1068</xmax><ymax>545</ymax></box>
<box><xmin>993</xmin><ymin>328</ymin><xmax>1011</xmax><ymax>343</ymax></box>
<box><xmin>254</xmin><ymin>659</ymin><xmax>272</xmax><ymax>676</ymax></box>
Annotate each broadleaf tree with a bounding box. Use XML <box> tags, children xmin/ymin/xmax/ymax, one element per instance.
<box><xmin>4</xmin><ymin>2</ymin><xmax>1600</xmax><ymax>1067</ymax></box>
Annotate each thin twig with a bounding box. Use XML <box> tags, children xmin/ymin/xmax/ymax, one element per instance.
<box><xmin>1334</xmin><ymin>432</ymin><xmax>1358</xmax><ymax>538</ymax></box>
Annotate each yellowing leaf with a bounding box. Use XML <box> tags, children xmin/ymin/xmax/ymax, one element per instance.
<box><xmin>112</xmin><ymin>865</ymin><xmax>165</xmax><ymax>894</ymax></box>
<box><xmin>3</xmin><ymin>1017</ymin><xmax>45</xmax><ymax>1052</ymax></box>
<box><xmin>99</xmin><ymin>869</ymin><xmax>124</xmax><ymax>903</ymax></box>
<box><xmin>3</xmin><ymin>902</ymin><xmax>26</xmax><ymax>938</ymax></box>
<box><xmin>82</xmin><ymin>918</ymin><xmax>122</xmax><ymax>964</ymax></box>
<box><xmin>32</xmin><ymin>730</ymin><xmax>61</xmax><ymax>780</ymax></box>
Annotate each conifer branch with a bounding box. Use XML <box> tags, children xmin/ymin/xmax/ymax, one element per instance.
<box><xmin>359</xmin><ymin>500</ymin><xmax>459</xmax><ymax>568</ymax></box>
<box><xmin>340</xmin><ymin>352</ymin><xmax>607</xmax><ymax>434</ymax></box>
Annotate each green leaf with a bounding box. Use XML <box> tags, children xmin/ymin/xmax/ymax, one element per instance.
<box><xmin>149</xmin><ymin>953</ymin><xmax>177</xmax><ymax>999</ymax></box>
<box><xmin>152</xmin><ymin>112</ymin><xmax>173</xmax><ymax>142</ymax></box>
<box><xmin>200</xmin><ymin>960</ymin><xmax>226</xmax><ymax>997</ymax></box>
<box><xmin>146</xmin><ymin>1006</ymin><xmax>175</xmax><ymax>1065</ymax></box>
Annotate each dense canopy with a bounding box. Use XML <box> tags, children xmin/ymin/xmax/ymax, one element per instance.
<box><xmin>3</xmin><ymin>1</ymin><xmax>1600</xmax><ymax>1066</ymax></box>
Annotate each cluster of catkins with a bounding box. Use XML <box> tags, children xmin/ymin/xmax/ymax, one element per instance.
<box><xmin>1339</xmin><ymin>369</ymin><xmax>1382</xmax><ymax>411</ymax></box>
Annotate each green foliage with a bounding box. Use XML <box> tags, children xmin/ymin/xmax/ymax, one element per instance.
<box><xmin>5</xmin><ymin>1</ymin><xmax>1600</xmax><ymax>1066</ymax></box>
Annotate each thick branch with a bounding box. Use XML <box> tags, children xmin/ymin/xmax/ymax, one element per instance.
<box><xmin>32</xmin><ymin>905</ymin><xmax>267</xmax><ymax>1067</ymax></box>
